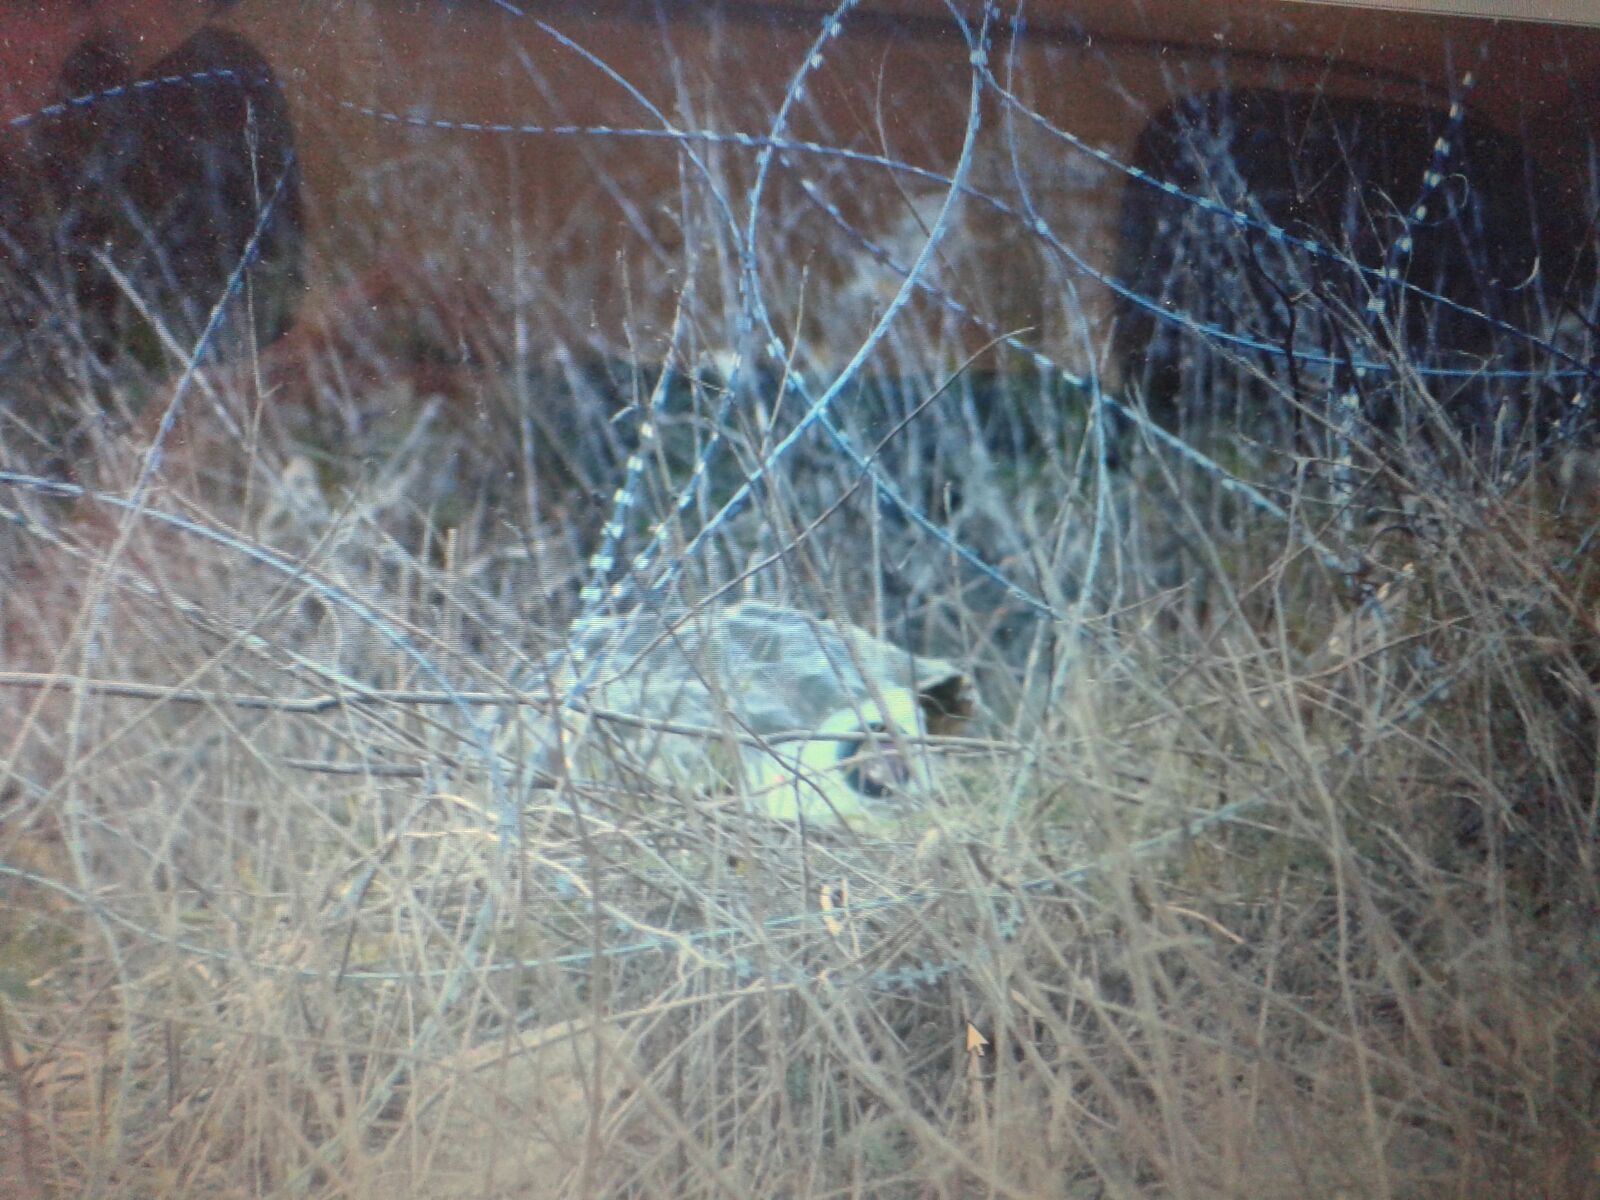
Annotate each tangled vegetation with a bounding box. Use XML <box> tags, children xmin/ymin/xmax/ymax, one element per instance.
<box><xmin>2</xmin><ymin>3</ymin><xmax>1596</xmax><ymax>1197</ymax></box>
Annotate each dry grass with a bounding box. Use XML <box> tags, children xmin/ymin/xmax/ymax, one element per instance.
<box><xmin>3</xmin><ymin>9</ymin><xmax>1598</xmax><ymax>1198</ymax></box>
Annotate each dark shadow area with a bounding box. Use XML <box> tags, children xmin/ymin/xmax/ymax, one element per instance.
<box><xmin>1113</xmin><ymin>85</ymin><xmax>1596</xmax><ymax>460</ymax></box>
<box><xmin>0</xmin><ymin>23</ymin><xmax>303</xmax><ymax>468</ymax></box>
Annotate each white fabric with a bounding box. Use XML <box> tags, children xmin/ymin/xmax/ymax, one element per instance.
<box><xmin>502</xmin><ymin>602</ymin><xmax>973</xmax><ymax>825</ymax></box>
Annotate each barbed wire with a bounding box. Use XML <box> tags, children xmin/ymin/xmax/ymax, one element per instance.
<box><xmin>1</xmin><ymin>9</ymin><xmax>1594</xmax><ymax>1170</ymax></box>
<box><xmin>16</xmin><ymin>60</ymin><xmax>1585</xmax><ymax>384</ymax></box>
